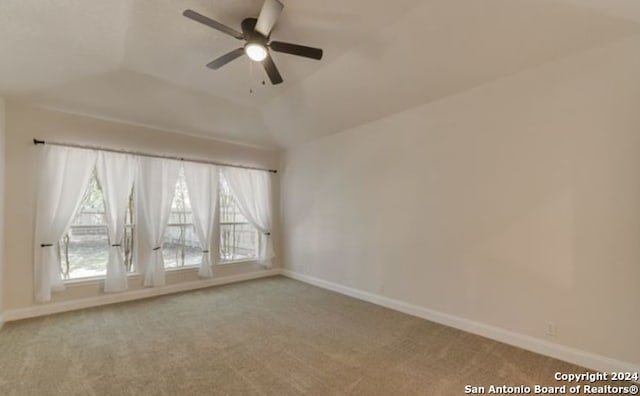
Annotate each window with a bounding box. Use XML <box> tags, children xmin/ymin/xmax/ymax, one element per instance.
<box><xmin>37</xmin><ymin>146</ymin><xmax>274</xmax><ymax>304</ymax></box>
<box><xmin>163</xmin><ymin>168</ymin><xmax>201</xmax><ymax>268</ymax></box>
<box><xmin>219</xmin><ymin>174</ymin><xmax>259</xmax><ymax>262</ymax></box>
<box><xmin>60</xmin><ymin>165</ymin><xmax>261</xmax><ymax>280</ymax></box>
<box><xmin>60</xmin><ymin>169</ymin><xmax>135</xmax><ymax>280</ymax></box>
<box><xmin>162</xmin><ymin>169</ymin><xmax>261</xmax><ymax>266</ymax></box>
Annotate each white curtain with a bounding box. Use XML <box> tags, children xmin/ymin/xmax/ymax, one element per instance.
<box><xmin>136</xmin><ymin>157</ymin><xmax>180</xmax><ymax>287</ymax></box>
<box><xmin>222</xmin><ymin>167</ymin><xmax>274</xmax><ymax>267</ymax></box>
<box><xmin>34</xmin><ymin>146</ymin><xmax>97</xmax><ymax>302</ymax></box>
<box><xmin>183</xmin><ymin>163</ymin><xmax>218</xmax><ymax>278</ymax></box>
<box><xmin>96</xmin><ymin>151</ymin><xmax>137</xmax><ymax>292</ymax></box>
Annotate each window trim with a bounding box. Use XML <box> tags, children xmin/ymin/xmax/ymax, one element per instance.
<box><xmin>62</xmin><ymin>258</ymin><xmax>258</xmax><ymax>287</ymax></box>
<box><xmin>217</xmin><ymin>258</ymin><xmax>259</xmax><ymax>266</ymax></box>
<box><xmin>63</xmin><ymin>271</ymin><xmax>143</xmax><ymax>287</ymax></box>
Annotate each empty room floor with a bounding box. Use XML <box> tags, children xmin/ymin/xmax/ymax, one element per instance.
<box><xmin>0</xmin><ymin>277</ymin><xmax>629</xmax><ymax>395</ymax></box>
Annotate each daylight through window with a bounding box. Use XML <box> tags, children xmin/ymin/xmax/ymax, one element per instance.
<box><xmin>219</xmin><ymin>174</ymin><xmax>260</xmax><ymax>262</ymax></box>
<box><xmin>60</xmin><ymin>169</ymin><xmax>135</xmax><ymax>279</ymax></box>
<box><xmin>163</xmin><ymin>168</ymin><xmax>201</xmax><ymax>268</ymax></box>
<box><xmin>60</xmin><ymin>166</ymin><xmax>262</xmax><ymax>280</ymax></box>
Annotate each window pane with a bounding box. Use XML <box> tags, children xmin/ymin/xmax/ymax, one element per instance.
<box><xmin>123</xmin><ymin>225</ymin><xmax>135</xmax><ymax>272</ymax></box>
<box><xmin>164</xmin><ymin>168</ymin><xmax>200</xmax><ymax>268</ymax></box>
<box><xmin>61</xmin><ymin>227</ymin><xmax>109</xmax><ymax>279</ymax></box>
<box><xmin>220</xmin><ymin>223</ymin><xmax>258</xmax><ymax>261</ymax></box>
<box><xmin>219</xmin><ymin>175</ymin><xmax>259</xmax><ymax>262</ymax></box>
<box><xmin>61</xmin><ymin>171</ymin><xmax>109</xmax><ymax>279</ymax></box>
<box><xmin>163</xmin><ymin>224</ymin><xmax>202</xmax><ymax>268</ymax></box>
<box><xmin>60</xmin><ymin>169</ymin><xmax>135</xmax><ymax>280</ymax></box>
<box><xmin>72</xmin><ymin>171</ymin><xmax>106</xmax><ymax>226</ymax></box>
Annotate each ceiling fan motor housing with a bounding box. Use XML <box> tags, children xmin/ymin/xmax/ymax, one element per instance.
<box><xmin>241</xmin><ymin>18</ymin><xmax>267</xmax><ymax>44</ymax></box>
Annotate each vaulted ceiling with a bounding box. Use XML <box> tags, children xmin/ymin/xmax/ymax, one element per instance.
<box><xmin>1</xmin><ymin>0</ymin><xmax>640</xmax><ymax>148</ymax></box>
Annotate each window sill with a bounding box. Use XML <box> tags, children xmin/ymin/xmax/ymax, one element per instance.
<box><xmin>165</xmin><ymin>265</ymin><xmax>200</xmax><ymax>273</ymax></box>
<box><xmin>218</xmin><ymin>258</ymin><xmax>259</xmax><ymax>266</ymax></box>
<box><xmin>63</xmin><ymin>272</ymin><xmax>141</xmax><ymax>287</ymax></box>
<box><xmin>62</xmin><ymin>260</ymin><xmax>259</xmax><ymax>287</ymax></box>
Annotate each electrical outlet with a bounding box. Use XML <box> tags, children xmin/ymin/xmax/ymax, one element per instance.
<box><xmin>545</xmin><ymin>321</ymin><xmax>557</xmax><ymax>337</ymax></box>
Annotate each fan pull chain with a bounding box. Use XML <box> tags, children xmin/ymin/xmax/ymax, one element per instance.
<box><xmin>249</xmin><ymin>58</ymin><xmax>255</xmax><ymax>94</ymax></box>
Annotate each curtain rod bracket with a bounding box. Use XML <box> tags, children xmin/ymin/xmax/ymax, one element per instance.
<box><xmin>33</xmin><ymin>139</ymin><xmax>45</xmax><ymax>145</ymax></box>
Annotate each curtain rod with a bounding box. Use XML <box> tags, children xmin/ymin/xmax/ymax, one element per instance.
<box><xmin>33</xmin><ymin>139</ymin><xmax>278</xmax><ymax>174</ymax></box>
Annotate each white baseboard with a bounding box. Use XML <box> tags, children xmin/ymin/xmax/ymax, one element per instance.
<box><xmin>281</xmin><ymin>269</ymin><xmax>639</xmax><ymax>375</ymax></box>
<box><xmin>3</xmin><ymin>269</ymin><xmax>281</xmax><ymax>322</ymax></box>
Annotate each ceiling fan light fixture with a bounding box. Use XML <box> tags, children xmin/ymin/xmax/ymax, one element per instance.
<box><xmin>183</xmin><ymin>0</ymin><xmax>322</xmax><ymax>85</ymax></box>
<box><xmin>245</xmin><ymin>42</ymin><xmax>268</xmax><ymax>62</ymax></box>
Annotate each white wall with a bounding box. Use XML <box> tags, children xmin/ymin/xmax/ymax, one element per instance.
<box><xmin>0</xmin><ymin>97</ymin><xmax>5</xmax><ymax>325</ymax></box>
<box><xmin>282</xmin><ymin>36</ymin><xmax>640</xmax><ymax>369</ymax></box>
<box><xmin>2</xmin><ymin>102</ymin><xmax>281</xmax><ymax>311</ymax></box>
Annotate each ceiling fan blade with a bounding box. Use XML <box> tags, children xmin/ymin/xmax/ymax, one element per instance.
<box><xmin>206</xmin><ymin>48</ymin><xmax>245</xmax><ymax>70</ymax></box>
<box><xmin>183</xmin><ymin>9</ymin><xmax>244</xmax><ymax>40</ymax></box>
<box><xmin>270</xmin><ymin>41</ymin><xmax>323</xmax><ymax>60</ymax></box>
<box><xmin>255</xmin><ymin>0</ymin><xmax>284</xmax><ymax>37</ymax></box>
<box><xmin>262</xmin><ymin>52</ymin><xmax>283</xmax><ymax>84</ymax></box>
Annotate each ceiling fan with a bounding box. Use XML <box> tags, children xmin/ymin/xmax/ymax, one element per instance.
<box><xmin>183</xmin><ymin>0</ymin><xmax>323</xmax><ymax>85</ymax></box>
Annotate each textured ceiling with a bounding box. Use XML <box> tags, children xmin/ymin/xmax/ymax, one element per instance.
<box><xmin>1</xmin><ymin>0</ymin><xmax>639</xmax><ymax>148</ymax></box>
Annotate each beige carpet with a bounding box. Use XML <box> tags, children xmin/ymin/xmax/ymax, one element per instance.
<box><xmin>0</xmin><ymin>276</ymin><xmax>633</xmax><ymax>395</ymax></box>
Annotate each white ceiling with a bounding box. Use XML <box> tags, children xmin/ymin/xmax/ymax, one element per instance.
<box><xmin>1</xmin><ymin>0</ymin><xmax>639</xmax><ymax>148</ymax></box>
